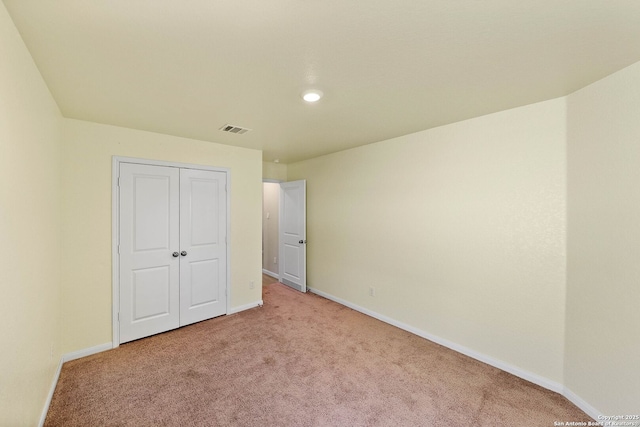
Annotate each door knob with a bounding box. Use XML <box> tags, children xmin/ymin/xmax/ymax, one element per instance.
<box><xmin>298</xmin><ymin>240</ymin><xmax>307</xmax><ymax>244</ymax></box>
<box><xmin>180</xmin><ymin>251</ymin><xmax>187</xmax><ymax>256</ymax></box>
<box><xmin>172</xmin><ymin>252</ymin><xmax>179</xmax><ymax>257</ymax></box>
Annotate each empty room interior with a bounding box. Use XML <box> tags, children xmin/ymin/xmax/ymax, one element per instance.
<box><xmin>1</xmin><ymin>1</ymin><xmax>639</xmax><ymax>425</ymax></box>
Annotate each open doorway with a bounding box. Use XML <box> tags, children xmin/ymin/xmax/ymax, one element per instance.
<box><xmin>262</xmin><ymin>179</ymin><xmax>307</xmax><ymax>292</ymax></box>
<box><xmin>262</xmin><ymin>182</ymin><xmax>280</xmax><ymax>283</ymax></box>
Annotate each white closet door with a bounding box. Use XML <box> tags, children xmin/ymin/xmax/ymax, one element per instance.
<box><xmin>179</xmin><ymin>168</ymin><xmax>227</xmax><ymax>326</ymax></box>
<box><xmin>119</xmin><ymin>163</ymin><xmax>180</xmax><ymax>343</ymax></box>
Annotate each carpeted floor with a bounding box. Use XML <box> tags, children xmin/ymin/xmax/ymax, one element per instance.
<box><xmin>45</xmin><ymin>283</ymin><xmax>591</xmax><ymax>426</ymax></box>
<box><xmin>262</xmin><ymin>272</ymin><xmax>278</xmax><ymax>287</ymax></box>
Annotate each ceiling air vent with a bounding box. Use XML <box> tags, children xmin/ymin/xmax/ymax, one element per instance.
<box><xmin>219</xmin><ymin>124</ymin><xmax>251</xmax><ymax>135</ymax></box>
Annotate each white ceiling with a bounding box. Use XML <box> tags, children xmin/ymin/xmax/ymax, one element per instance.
<box><xmin>4</xmin><ymin>1</ymin><xmax>640</xmax><ymax>163</ymax></box>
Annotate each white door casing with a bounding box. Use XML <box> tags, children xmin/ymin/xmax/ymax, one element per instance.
<box><xmin>116</xmin><ymin>158</ymin><xmax>229</xmax><ymax>345</ymax></box>
<box><xmin>119</xmin><ymin>163</ymin><xmax>180</xmax><ymax>343</ymax></box>
<box><xmin>279</xmin><ymin>180</ymin><xmax>306</xmax><ymax>292</ymax></box>
<box><xmin>179</xmin><ymin>168</ymin><xmax>227</xmax><ymax>326</ymax></box>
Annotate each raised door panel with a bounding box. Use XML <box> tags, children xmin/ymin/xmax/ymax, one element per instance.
<box><xmin>283</xmin><ymin>244</ymin><xmax>300</xmax><ymax>278</ymax></box>
<box><xmin>179</xmin><ymin>168</ymin><xmax>227</xmax><ymax>326</ymax></box>
<box><xmin>119</xmin><ymin>163</ymin><xmax>180</xmax><ymax>343</ymax></box>
<box><xmin>132</xmin><ymin>266</ymin><xmax>171</xmax><ymax>321</ymax></box>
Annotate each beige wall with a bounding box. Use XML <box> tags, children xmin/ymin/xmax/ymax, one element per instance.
<box><xmin>61</xmin><ymin>119</ymin><xmax>263</xmax><ymax>353</ymax></box>
<box><xmin>262</xmin><ymin>183</ymin><xmax>280</xmax><ymax>275</ymax></box>
<box><xmin>288</xmin><ymin>98</ymin><xmax>567</xmax><ymax>384</ymax></box>
<box><xmin>566</xmin><ymin>61</ymin><xmax>640</xmax><ymax>414</ymax></box>
<box><xmin>0</xmin><ymin>3</ymin><xmax>64</xmax><ymax>425</ymax></box>
<box><xmin>263</xmin><ymin>161</ymin><xmax>287</xmax><ymax>181</ymax></box>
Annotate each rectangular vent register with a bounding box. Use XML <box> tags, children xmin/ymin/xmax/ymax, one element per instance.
<box><xmin>219</xmin><ymin>124</ymin><xmax>251</xmax><ymax>135</ymax></box>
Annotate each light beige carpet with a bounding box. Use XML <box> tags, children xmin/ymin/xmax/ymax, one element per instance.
<box><xmin>45</xmin><ymin>283</ymin><xmax>591</xmax><ymax>426</ymax></box>
<box><xmin>262</xmin><ymin>272</ymin><xmax>278</xmax><ymax>287</ymax></box>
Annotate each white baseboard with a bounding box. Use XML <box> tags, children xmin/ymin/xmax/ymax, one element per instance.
<box><xmin>307</xmin><ymin>287</ymin><xmax>564</xmax><ymax>394</ymax></box>
<box><xmin>39</xmin><ymin>342</ymin><xmax>112</xmax><ymax>425</ymax></box>
<box><xmin>563</xmin><ymin>387</ymin><xmax>603</xmax><ymax>421</ymax></box>
<box><xmin>262</xmin><ymin>269</ymin><xmax>279</xmax><ymax>279</ymax></box>
<box><xmin>63</xmin><ymin>342</ymin><xmax>113</xmax><ymax>363</ymax></box>
<box><xmin>308</xmin><ymin>287</ymin><xmax>607</xmax><ymax>418</ymax></box>
<box><xmin>39</xmin><ymin>293</ymin><xmax>602</xmax><ymax>424</ymax></box>
<box><xmin>228</xmin><ymin>300</ymin><xmax>263</xmax><ymax>315</ymax></box>
<box><xmin>38</xmin><ymin>358</ymin><xmax>63</xmax><ymax>427</ymax></box>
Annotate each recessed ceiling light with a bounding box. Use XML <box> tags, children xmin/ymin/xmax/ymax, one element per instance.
<box><xmin>302</xmin><ymin>90</ymin><xmax>323</xmax><ymax>103</ymax></box>
<box><xmin>273</xmin><ymin>159</ymin><xmax>280</xmax><ymax>163</ymax></box>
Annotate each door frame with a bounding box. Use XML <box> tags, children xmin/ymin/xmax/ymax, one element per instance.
<box><xmin>111</xmin><ymin>156</ymin><xmax>231</xmax><ymax>348</ymax></box>
<box><xmin>262</xmin><ymin>179</ymin><xmax>283</xmax><ymax>280</ymax></box>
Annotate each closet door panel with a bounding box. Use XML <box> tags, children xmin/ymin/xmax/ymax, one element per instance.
<box><xmin>119</xmin><ymin>163</ymin><xmax>180</xmax><ymax>343</ymax></box>
<box><xmin>179</xmin><ymin>168</ymin><xmax>227</xmax><ymax>326</ymax></box>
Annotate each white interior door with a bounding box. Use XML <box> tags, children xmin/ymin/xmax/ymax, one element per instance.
<box><xmin>279</xmin><ymin>180</ymin><xmax>306</xmax><ymax>292</ymax></box>
<box><xmin>179</xmin><ymin>168</ymin><xmax>227</xmax><ymax>326</ymax></box>
<box><xmin>119</xmin><ymin>163</ymin><xmax>180</xmax><ymax>343</ymax></box>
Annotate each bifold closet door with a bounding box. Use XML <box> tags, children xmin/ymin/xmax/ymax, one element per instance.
<box><xmin>119</xmin><ymin>163</ymin><xmax>227</xmax><ymax>344</ymax></box>
<box><xmin>179</xmin><ymin>168</ymin><xmax>227</xmax><ymax>326</ymax></box>
<box><xmin>119</xmin><ymin>163</ymin><xmax>180</xmax><ymax>343</ymax></box>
